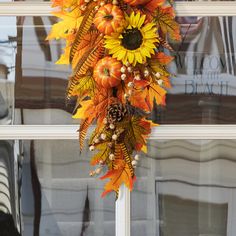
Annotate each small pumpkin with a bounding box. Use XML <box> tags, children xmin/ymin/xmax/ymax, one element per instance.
<box><xmin>94</xmin><ymin>57</ymin><xmax>122</xmax><ymax>88</ymax></box>
<box><xmin>94</xmin><ymin>4</ymin><xmax>124</xmax><ymax>35</ymax></box>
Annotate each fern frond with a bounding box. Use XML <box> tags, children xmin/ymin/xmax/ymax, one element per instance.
<box><xmin>67</xmin><ymin>70</ymin><xmax>96</xmax><ymax>98</ymax></box>
<box><xmin>71</xmin><ymin>31</ymin><xmax>99</xmax><ymax>69</ymax></box>
<box><xmin>73</xmin><ymin>37</ymin><xmax>104</xmax><ymax>77</ymax></box>
<box><xmin>79</xmin><ymin>118</ymin><xmax>92</xmax><ymax>152</ymax></box>
<box><xmin>157</xmin><ymin>36</ymin><xmax>173</xmax><ymax>51</ymax></box>
<box><xmin>69</xmin><ymin>2</ymin><xmax>97</xmax><ymax>63</ymax></box>
<box><xmin>120</xmin><ymin>143</ymin><xmax>134</xmax><ymax>177</ymax></box>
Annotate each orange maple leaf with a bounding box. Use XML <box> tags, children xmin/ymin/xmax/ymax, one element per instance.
<box><xmin>100</xmin><ymin>159</ymin><xmax>136</xmax><ymax>197</ymax></box>
<box><xmin>154</xmin><ymin>52</ymin><xmax>174</xmax><ymax>65</ymax></box>
<box><xmin>155</xmin><ymin>6</ymin><xmax>181</xmax><ymax>41</ymax></box>
<box><xmin>146</xmin><ymin>82</ymin><xmax>166</xmax><ymax>110</ymax></box>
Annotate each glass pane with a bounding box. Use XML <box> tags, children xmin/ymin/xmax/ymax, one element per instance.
<box><xmin>131</xmin><ymin>140</ymin><xmax>236</xmax><ymax>236</ymax></box>
<box><xmin>0</xmin><ymin>139</ymin><xmax>115</xmax><ymax>236</ymax></box>
<box><xmin>0</xmin><ymin>140</ymin><xmax>21</xmax><ymax>235</ymax></box>
<box><xmin>1</xmin><ymin>16</ymin><xmax>236</xmax><ymax>124</ymax></box>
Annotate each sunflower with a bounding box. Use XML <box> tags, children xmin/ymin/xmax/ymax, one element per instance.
<box><xmin>104</xmin><ymin>12</ymin><xmax>159</xmax><ymax>66</ymax></box>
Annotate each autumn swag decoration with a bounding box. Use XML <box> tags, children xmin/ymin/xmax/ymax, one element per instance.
<box><xmin>47</xmin><ymin>0</ymin><xmax>180</xmax><ymax>197</ymax></box>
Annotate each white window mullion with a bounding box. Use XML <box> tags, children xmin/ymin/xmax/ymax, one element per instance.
<box><xmin>116</xmin><ymin>185</ymin><xmax>130</xmax><ymax>236</ymax></box>
<box><xmin>1</xmin><ymin>125</ymin><xmax>236</xmax><ymax>140</ymax></box>
<box><xmin>0</xmin><ymin>2</ymin><xmax>236</xmax><ymax>16</ymax></box>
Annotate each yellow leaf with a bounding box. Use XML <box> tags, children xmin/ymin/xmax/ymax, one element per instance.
<box><xmin>100</xmin><ymin>159</ymin><xmax>135</xmax><ymax>197</ymax></box>
<box><xmin>73</xmin><ymin>99</ymin><xmax>94</xmax><ymax>120</ymax></box>
<box><xmin>46</xmin><ymin>10</ymin><xmax>82</xmax><ymax>40</ymax></box>
<box><xmin>141</xmin><ymin>145</ymin><xmax>147</xmax><ymax>153</ymax></box>
<box><xmin>146</xmin><ymin>82</ymin><xmax>166</xmax><ymax>110</ymax></box>
<box><xmin>56</xmin><ymin>46</ymin><xmax>70</xmax><ymax>64</ymax></box>
<box><xmin>154</xmin><ymin>6</ymin><xmax>181</xmax><ymax>41</ymax></box>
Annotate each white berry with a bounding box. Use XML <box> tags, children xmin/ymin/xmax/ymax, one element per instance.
<box><xmin>121</xmin><ymin>66</ymin><xmax>126</xmax><ymax>73</ymax></box>
<box><xmin>155</xmin><ymin>72</ymin><xmax>161</xmax><ymax>78</ymax></box>
<box><xmin>128</xmin><ymin>82</ymin><xmax>134</xmax><ymax>88</ymax></box>
<box><xmin>89</xmin><ymin>145</ymin><xmax>95</xmax><ymax>151</ymax></box>
<box><xmin>124</xmin><ymin>93</ymin><xmax>129</xmax><ymax>99</ymax></box>
<box><xmin>94</xmin><ymin>138</ymin><xmax>100</xmax><ymax>144</ymax></box>
<box><xmin>109</xmin><ymin>124</ymin><xmax>115</xmax><ymax>129</ymax></box>
<box><xmin>109</xmin><ymin>153</ymin><xmax>115</xmax><ymax>160</ymax></box>
<box><xmin>127</xmin><ymin>67</ymin><xmax>132</xmax><ymax>73</ymax></box>
<box><xmin>157</xmin><ymin>79</ymin><xmax>163</xmax><ymax>86</ymax></box>
<box><xmin>132</xmin><ymin>160</ymin><xmax>138</xmax><ymax>166</ymax></box>
<box><xmin>80</xmin><ymin>5</ymin><xmax>86</xmax><ymax>10</ymax></box>
<box><xmin>144</xmin><ymin>70</ymin><xmax>149</xmax><ymax>77</ymax></box>
<box><xmin>134</xmin><ymin>154</ymin><xmax>139</xmax><ymax>161</ymax></box>
<box><xmin>101</xmin><ymin>133</ymin><xmax>106</xmax><ymax>140</ymax></box>
<box><xmin>121</xmin><ymin>74</ymin><xmax>126</xmax><ymax>80</ymax></box>
<box><xmin>95</xmin><ymin>168</ymin><xmax>102</xmax><ymax>174</ymax></box>
<box><xmin>112</xmin><ymin>134</ymin><xmax>118</xmax><ymax>140</ymax></box>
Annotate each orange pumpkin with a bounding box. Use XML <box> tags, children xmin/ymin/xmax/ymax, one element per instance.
<box><xmin>94</xmin><ymin>57</ymin><xmax>122</xmax><ymax>88</ymax></box>
<box><xmin>94</xmin><ymin>4</ymin><xmax>124</xmax><ymax>35</ymax></box>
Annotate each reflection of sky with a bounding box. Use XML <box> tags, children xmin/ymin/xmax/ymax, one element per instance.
<box><xmin>0</xmin><ymin>16</ymin><xmax>16</xmax><ymax>82</ymax></box>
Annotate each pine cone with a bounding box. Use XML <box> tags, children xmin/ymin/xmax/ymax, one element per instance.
<box><xmin>107</xmin><ymin>103</ymin><xmax>127</xmax><ymax>123</ymax></box>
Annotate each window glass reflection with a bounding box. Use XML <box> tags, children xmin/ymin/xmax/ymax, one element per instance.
<box><xmin>21</xmin><ymin>140</ymin><xmax>115</xmax><ymax>236</ymax></box>
<box><xmin>131</xmin><ymin>140</ymin><xmax>236</xmax><ymax>236</ymax></box>
<box><xmin>1</xmin><ymin>16</ymin><xmax>236</xmax><ymax>124</ymax></box>
<box><xmin>0</xmin><ymin>139</ymin><xmax>115</xmax><ymax>236</ymax></box>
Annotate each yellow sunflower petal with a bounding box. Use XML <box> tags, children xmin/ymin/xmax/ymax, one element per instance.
<box><xmin>117</xmin><ymin>49</ymin><xmax>127</xmax><ymax>61</ymax></box>
<box><xmin>135</xmin><ymin>51</ymin><xmax>143</xmax><ymax>64</ymax></box>
<box><xmin>142</xmin><ymin>22</ymin><xmax>156</xmax><ymax>33</ymax></box>
<box><xmin>138</xmin><ymin>14</ymin><xmax>146</xmax><ymax>28</ymax></box>
<box><xmin>133</xmin><ymin>12</ymin><xmax>140</xmax><ymax>27</ymax></box>
<box><xmin>127</xmin><ymin>51</ymin><xmax>135</xmax><ymax>64</ymax></box>
<box><xmin>140</xmin><ymin>46</ymin><xmax>152</xmax><ymax>58</ymax></box>
<box><xmin>129</xmin><ymin>12</ymin><xmax>135</xmax><ymax>26</ymax></box>
<box><xmin>109</xmin><ymin>46</ymin><xmax>123</xmax><ymax>54</ymax></box>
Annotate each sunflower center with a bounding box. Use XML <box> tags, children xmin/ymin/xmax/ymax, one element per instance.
<box><xmin>121</xmin><ymin>28</ymin><xmax>143</xmax><ymax>50</ymax></box>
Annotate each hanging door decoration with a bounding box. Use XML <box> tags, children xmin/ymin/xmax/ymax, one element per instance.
<box><xmin>47</xmin><ymin>0</ymin><xmax>180</xmax><ymax>197</ymax></box>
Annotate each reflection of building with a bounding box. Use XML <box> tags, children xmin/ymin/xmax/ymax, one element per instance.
<box><xmin>1</xmin><ymin>13</ymin><xmax>236</xmax><ymax>236</ymax></box>
<box><xmin>0</xmin><ymin>140</ymin><xmax>21</xmax><ymax>235</ymax></box>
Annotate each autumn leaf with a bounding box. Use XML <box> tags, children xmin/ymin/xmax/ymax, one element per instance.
<box><xmin>72</xmin><ymin>36</ymin><xmax>104</xmax><ymax>77</ymax></box>
<box><xmin>155</xmin><ymin>52</ymin><xmax>174</xmax><ymax>65</ymax></box>
<box><xmin>69</xmin><ymin>1</ymin><xmax>97</xmax><ymax>62</ymax></box>
<box><xmin>93</xmin><ymin>89</ymin><xmax>118</xmax><ymax>125</ymax></box>
<box><xmin>71</xmin><ymin>31</ymin><xmax>100</xmax><ymax>69</ymax></box>
<box><xmin>148</xmin><ymin>58</ymin><xmax>172</xmax><ymax>88</ymax></box>
<box><xmin>117</xmin><ymin>116</ymin><xmax>152</xmax><ymax>153</ymax></box>
<box><xmin>90</xmin><ymin>143</ymin><xmax>110</xmax><ymax>166</ymax></box>
<box><xmin>146</xmin><ymin>81</ymin><xmax>166</xmax><ymax>110</ymax></box>
<box><xmin>51</xmin><ymin>0</ymin><xmax>77</xmax><ymax>8</ymax></box>
<box><xmin>73</xmin><ymin>99</ymin><xmax>95</xmax><ymax>121</ymax></box>
<box><xmin>70</xmin><ymin>72</ymin><xmax>96</xmax><ymax>97</ymax></box>
<box><xmin>56</xmin><ymin>44</ymin><xmax>71</xmax><ymax>64</ymax></box>
<box><xmin>100</xmin><ymin>159</ymin><xmax>135</xmax><ymax>197</ymax></box>
<box><xmin>154</xmin><ymin>6</ymin><xmax>181</xmax><ymax>41</ymax></box>
<box><xmin>145</xmin><ymin>0</ymin><xmax>165</xmax><ymax>12</ymax></box>
<box><xmin>46</xmin><ymin>9</ymin><xmax>82</xmax><ymax>40</ymax></box>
